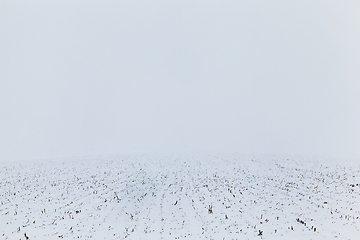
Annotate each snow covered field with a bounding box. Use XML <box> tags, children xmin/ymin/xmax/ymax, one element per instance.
<box><xmin>1</xmin><ymin>154</ymin><xmax>359</xmax><ymax>240</ymax></box>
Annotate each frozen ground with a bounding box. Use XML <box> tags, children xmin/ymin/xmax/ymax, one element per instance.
<box><xmin>1</xmin><ymin>154</ymin><xmax>359</xmax><ymax>240</ymax></box>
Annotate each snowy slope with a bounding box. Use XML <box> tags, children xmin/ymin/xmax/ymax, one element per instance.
<box><xmin>1</xmin><ymin>154</ymin><xmax>359</xmax><ymax>239</ymax></box>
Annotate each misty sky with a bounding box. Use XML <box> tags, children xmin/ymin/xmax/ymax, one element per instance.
<box><xmin>1</xmin><ymin>1</ymin><xmax>359</xmax><ymax>160</ymax></box>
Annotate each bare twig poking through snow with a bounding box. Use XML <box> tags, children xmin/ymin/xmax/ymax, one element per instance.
<box><xmin>296</xmin><ymin>218</ymin><xmax>306</xmax><ymax>226</ymax></box>
<box><xmin>208</xmin><ymin>205</ymin><xmax>213</xmax><ymax>214</ymax></box>
<box><xmin>114</xmin><ymin>192</ymin><xmax>120</xmax><ymax>202</ymax></box>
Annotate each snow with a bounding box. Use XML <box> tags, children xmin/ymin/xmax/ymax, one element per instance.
<box><xmin>1</xmin><ymin>154</ymin><xmax>359</xmax><ymax>239</ymax></box>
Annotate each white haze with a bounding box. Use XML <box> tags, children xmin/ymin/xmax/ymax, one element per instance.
<box><xmin>0</xmin><ymin>1</ymin><xmax>359</xmax><ymax>161</ymax></box>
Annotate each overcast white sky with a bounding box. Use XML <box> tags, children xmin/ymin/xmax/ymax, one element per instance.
<box><xmin>1</xmin><ymin>1</ymin><xmax>359</xmax><ymax>161</ymax></box>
